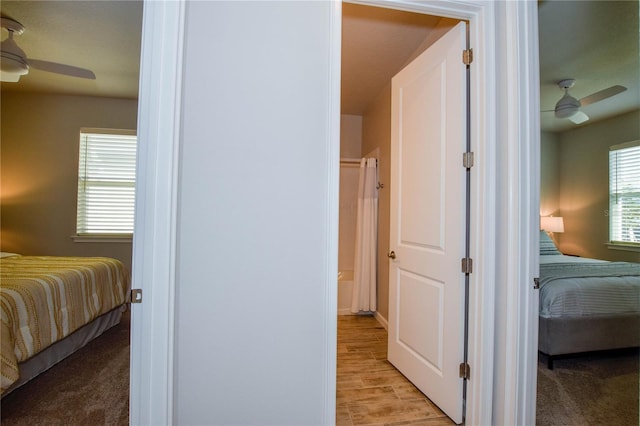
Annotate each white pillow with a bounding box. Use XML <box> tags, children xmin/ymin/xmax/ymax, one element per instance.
<box><xmin>0</xmin><ymin>252</ymin><xmax>20</xmax><ymax>258</ymax></box>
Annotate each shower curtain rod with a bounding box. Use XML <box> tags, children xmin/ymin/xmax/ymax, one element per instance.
<box><xmin>339</xmin><ymin>158</ymin><xmax>378</xmax><ymax>165</ymax></box>
<box><xmin>340</xmin><ymin>158</ymin><xmax>383</xmax><ymax>189</ymax></box>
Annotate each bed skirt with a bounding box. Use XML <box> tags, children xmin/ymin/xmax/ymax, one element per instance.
<box><xmin>2</xmin><ymin>306</ymin><xmax>126</xmax><ymax>397</ymax></box>
<box><xmin>539</xmin><ymin>313</ymin><xmax>640</xmax><ymax>360</ymax></box>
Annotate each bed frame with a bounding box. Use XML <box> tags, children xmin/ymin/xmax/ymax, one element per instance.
<box><xmin>538</xmin><ymin>313</ymin><xmax>640</xmax><ymax>369</ymax></box>
<box><xmin>2</xmin><ymin>306</ymin><xmax>126</xmax><ymax>396</ymax></box>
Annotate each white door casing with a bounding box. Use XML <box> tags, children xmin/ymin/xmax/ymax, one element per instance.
<box><xmin>131</xmin><ymin>1</ymin><xmax>539</xmax><ymax>425</ymax></box>
<box><xmin>129</xmin><ymin>1</ymin><xmax>186</xmax><ymax>424</ymax></box>
<box><xmin>388</xmin><ymin>21</ymin><xmax>467</xmax><ymax>424</ymax></box>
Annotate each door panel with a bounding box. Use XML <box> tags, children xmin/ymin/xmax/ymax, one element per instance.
<box><xmin>388</xmin><ymin>21</ymin><xmax>467</xmax><ymax>424</ymax></box>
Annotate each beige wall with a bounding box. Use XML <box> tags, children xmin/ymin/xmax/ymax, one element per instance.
<box><xmin>362</xmin><ymin>85</ymin><xmax>392</xmax><ymax>320</ymax></box>
<box><xmin>339</xmin><ymin>114</ymin><xmax>363</xmax><ymax>272</ymax></box>
<box><xmin>540</xmin><ymin>131</ymin><xmax>560</xmax><ymax>216</ymax></box>
<box><xmin>1</xmin><ymin>92</ymin><xmax>137</xmax><ymax>270</ymax></box>
<box><xmin>340</xmin><ymin>114</ymin><xmax>362</xmax><ymax>158</ymax></box>
<box><xmin>554</xmin><ymin>110</ymin><xmax>640</xmax><ymax>262</ymax></box>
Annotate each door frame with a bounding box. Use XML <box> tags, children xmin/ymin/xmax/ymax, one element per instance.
<box><xmin>130</xmin><ymin>1</ymin><xmax>540</xmax><ymax>425</ymax></box>
<box><xmin>347</xmin><ymin>2</ymin><xmax>499</xmax><ymax>423</ymax></box>
<box><xmin>129</xmin><ymin>1</ymin><xmax>186</xmax><ymax>424</ymax></box>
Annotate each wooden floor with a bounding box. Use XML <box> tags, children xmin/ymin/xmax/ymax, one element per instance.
<box><xmin>336</xmin><ymin>314</ymin><xmax>455</xmax><ymax>426</ymax></box>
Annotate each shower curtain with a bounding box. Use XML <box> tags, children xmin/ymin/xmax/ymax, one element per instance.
<box><xmin>351</xmin><ymin>158</ymin><xmax>378</xmax><ymax>313</ymax></box>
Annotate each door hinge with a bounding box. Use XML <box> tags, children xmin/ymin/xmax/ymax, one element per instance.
<box><xmin>459</xmin><ymin>362</ymin><xmax>471</xmax><ymax>379</ymax></box>
<box><xmin>461</xmin><ymin>257</ymin><xmax>473</xmax><ymax>274</ymax></box>
<box><xmin>131</xmin><ymin>288</ymin><xmax>142</xmax><ymax>304</ymax></box>
<box><xmin>463</xmin><ymin>48</ymin><xmax>473</xmax><ymax>65</ymax></box>
<box><xmin>533</xmin><ymin>277</ymin><xmax>540</xmax><ymax>289</ymax></box>
<box><xmin>463</xmin><ymin>152</ymin><xmax>474</xmax><ymax>169</ymax></box>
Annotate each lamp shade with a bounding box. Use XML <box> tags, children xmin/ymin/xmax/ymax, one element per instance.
<box><xmin>540</xmin><ymin>216</ymin><xmax>564</xmax><ymax>233</ymax></box>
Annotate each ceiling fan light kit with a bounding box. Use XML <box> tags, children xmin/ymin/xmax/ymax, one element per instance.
<box><xmin>554</xmin><ymin>93</ymin><xmax>581</xmax><ymax>118</ymax></box>
<box><xmin>1</xmin><ymin>53</ymin><xmax>28</xmax><ymax>82</ymax></box>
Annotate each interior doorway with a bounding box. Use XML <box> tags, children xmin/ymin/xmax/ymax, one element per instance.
<box><xmin>338</xmin><ymin>4</ymin><xmax>465</xmax><ymax>424</ymax></box>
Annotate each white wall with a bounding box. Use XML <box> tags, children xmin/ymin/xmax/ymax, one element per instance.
<box><xmin>134</xmin><ymin>1</ymin><xmax>540</xmax><ymax>424</ymax></box>
<box><xmin>173</xmin><ymin>2</ymin><xmax>334</xmax><ymax>424</ymax></box>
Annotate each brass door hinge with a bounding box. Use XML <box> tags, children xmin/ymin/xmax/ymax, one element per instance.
<box><xmin>459</xmin><ymin>362</ymin><xmax>471</xmax><ymax>379</ymax></box>
<box><xmin>131</xmin><ymin>288</ymin><xmax>142</xmax><ymax>304</ymax></box>
<box><xmin>463</xmin><ymin>48</ymin><xmax>473</xmax><ymax>65</ymax></box>
<box><xmin>533</xmin><ymin>277</ymin><xmax>540</xmax><ymax>289</ymax></box>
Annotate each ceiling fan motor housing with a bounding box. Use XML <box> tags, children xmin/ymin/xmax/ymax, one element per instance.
<box><xmin>555</xmin><ymin>91</ymin><xmax>581</xmax><ymax>118</ymax></box>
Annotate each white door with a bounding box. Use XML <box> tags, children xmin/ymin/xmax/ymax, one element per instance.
<box><xmin>388</xmin><ymin>22</ymin><xmax>467</xmax><ymax>424</ymax></box>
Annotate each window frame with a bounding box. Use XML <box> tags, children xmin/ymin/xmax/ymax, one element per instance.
<box><xmin>608</xmin><ymin>139</ymin><xmax>640</xmax><ymax>252</ymax></box>
<box><xmin>74</xmin><ymin>127</ymin><xmax>137</xmax><ymax>242</ymax></box>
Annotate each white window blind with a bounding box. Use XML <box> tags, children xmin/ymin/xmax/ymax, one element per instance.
<box><xmin>76</xmin><ymin>129</ymin><xmax>137</xmax><ymax>235</ymax></box>
<box><xmin>609</xmin><ymin>140</ymin><xmax>640</xmax><ymax>245</ymax></box>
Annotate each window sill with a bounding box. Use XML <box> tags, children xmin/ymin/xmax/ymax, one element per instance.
<box><xmin>71</xmin><ymin>234</ymin><xmax>133</xmax><ymax>243</ymax></box>
<box><xmin>606</xmin><ymin>243</ymin><xmax>640</xmax><ymax>253</ymax></box>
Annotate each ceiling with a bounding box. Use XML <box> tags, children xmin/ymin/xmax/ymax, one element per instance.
<box><xmin>341</xmin><ymin>4</ymin><xmax>444</xmax><ymax>114</ymax></box>
<box><xmin>0</xmin><ymin>1</ymin><xmax>142</xmax><ymax>100</ymax></box>
<box><xmin>538</xmin><ymin>0</ymin><xmax>639</xmax><ymax>132</ymax></box>
<box><xmin>1</xmin><ymin>1</ymin><xmax>638</xmax><ymax>132</ymax></box>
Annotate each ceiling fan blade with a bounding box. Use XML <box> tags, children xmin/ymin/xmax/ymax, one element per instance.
<box><xmin>568</xmin><ymin>111</ymin><xmax>589</xmax><ymax>124</ymax></box>
<box><xmin>27</xmin><ymin>59</ymin><xmax>96</xmax><ymax>80</ymax></box>
<box><xmin>579</xmin><ymin>85</ymin><xmax>627</xmax><ymax>106</ymax></box>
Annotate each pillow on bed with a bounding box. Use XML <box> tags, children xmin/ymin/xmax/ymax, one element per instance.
<box><xmin>0</xmin><ymin>252</ymin><xmax>20</xmax><ymax>258</ymax></box>
<box><xmin>539</xmin><ymin>231</ymin><xmax>561</xmax><ymax>255</ymax></box>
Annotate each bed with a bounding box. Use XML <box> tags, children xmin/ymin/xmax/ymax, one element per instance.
<box><xmin>0</xmin><ymin>254</ymin><xmax>130</xmax><ymax>396</ymax></box>
<box><xmin>538</xmin><ymin>232</ymin><xmax>640</xmax><ymax>368</ymax></box>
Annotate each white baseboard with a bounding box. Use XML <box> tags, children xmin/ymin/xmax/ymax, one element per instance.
<box><xmin>374</xmin><ymin>312</ymin><xmax>388</xmax><ymax>330</ymax></box>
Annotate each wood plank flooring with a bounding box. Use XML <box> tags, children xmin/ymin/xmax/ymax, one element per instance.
<box><xmin>337</xmin><ymin>314</ymin><xmax>456</xmax><ymax>426</ymax></box>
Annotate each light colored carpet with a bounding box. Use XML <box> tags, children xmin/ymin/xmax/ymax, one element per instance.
<box><xmin>536</xmin><ymin>349</ymin><xmax>639</xmax><ymax>426</ymax></box>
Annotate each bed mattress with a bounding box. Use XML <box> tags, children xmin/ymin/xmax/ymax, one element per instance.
<box><xmin>539</xmin><ymin>254</ymin><xmax>640</xmax><ymax>318</ymax></box>
<box><xmin>1</xmin><ymin>256</ymin><xmax>130</xmax><ymax>394</ymax></box>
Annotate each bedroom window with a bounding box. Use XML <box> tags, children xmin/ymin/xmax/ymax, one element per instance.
<box><xmin>75</xmin><ymin>128</ymin><xmax>137</xmax><ymax>239</ymax></box>
<box><xmin>609</xmin><ymin>140</ymin><xmax>640</xmax><ymax>248</ymax></box>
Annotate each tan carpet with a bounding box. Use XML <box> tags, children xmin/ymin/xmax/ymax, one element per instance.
<box><xmin>1</xmin><ymin>310</ymin><xmax>130</xmax><ymax>426</ymax></box>
<box><xmin>536</xmin><ymin>349</ymin><xmax>639</xmax><ymax>426</ymax></box>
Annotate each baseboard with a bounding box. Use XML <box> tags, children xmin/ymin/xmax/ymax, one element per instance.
<box><xmin>374</xmin><ymin>312</ymin><xmax>388</xmax><ymax>330</ymax></box>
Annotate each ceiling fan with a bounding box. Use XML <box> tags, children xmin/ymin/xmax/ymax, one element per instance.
<box><xmin>543</xmin><ymin>79</ymin><xmax>627</xmax><ymax>125</ymax></box>
<box><xmin>1</xmin><ymin>16</ymin><xmax>96</xmax><ymax>83</ymax></box>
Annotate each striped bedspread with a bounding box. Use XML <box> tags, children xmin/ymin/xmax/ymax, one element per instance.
<box><xmin>539</xmin><ymin>255</ymin><xmax>640</xmax><ymax>318</ymax></box>
<box><xmin>1</xmin><ymin>256</ymin><xmax>130</xmax><ymax>394</ymax></box>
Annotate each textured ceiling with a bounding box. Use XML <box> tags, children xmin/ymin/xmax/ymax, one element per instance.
<box><xmin>341</xmin><ymin>3</ymin><xmax>443</xmax><ymax>115</ymax></box>
<box><xmin>0</xmin><ymin>1</ymin><xmax>142</xmax><ymax>99</ymax></box>
<box><xmin>538</xmin><ymin>0</ymin><xmax>639</xmax><ymax>132</ymax></box>
<box><xmin>1</xmin><ymin>1</ymin><xmax>638</xmax><ymax>132</ymax></box>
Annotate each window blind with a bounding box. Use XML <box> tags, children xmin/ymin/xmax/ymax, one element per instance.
<box><xmin>609</xmin><ymin>141</ymin><xmax>640</xmax><ymax>245</ymax></box>
<box><xmin>76</xmin><ymin>129</ymin><xmax>137</xmax><ymax>235</ymax></box>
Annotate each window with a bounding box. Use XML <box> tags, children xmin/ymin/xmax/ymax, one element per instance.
<box><xmin>609</xmin><ymin>140</ymin><xmax>640</xmax><ymax>246</ymax></box>
<box><xmin>76</xmin><ymin>128</ymin><xmax>137</xmax><ymax>237</ymax></box>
